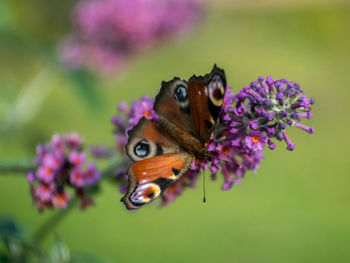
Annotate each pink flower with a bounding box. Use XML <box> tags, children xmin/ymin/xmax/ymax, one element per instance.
<box><xmin>52</xmin><ymin>192</ymin><xmax>70</xmax><ymax>209</ymax></box>
<box><xmin>69</xmin><ymin>151</ymin><xmax>86</xmax><ymax>167</ymax></box>
<box><xmin>35</xmin><ymin>183</ymin><xmax>55</xmax><ymax>202</ymax></box>
<box><xmin>245</xmin><ymin>132</ymin><xmax>268</xmax><ymax>152</ymax></box>
<box><xmin>67</xmin><ymin>132</ymin><xmax>83</xmax><ymax>150</ymax></box>
<box><xmin>28</xmin><ymin>133</ymin><xmax>101</xmax><ymax>211</ymax></box>
<box><xmin>84</xmin><ymin>163</ymin><xmax>100</xmax><ymax>185</ymax></box>
<box><xmin>70</xmin><ymin>167</ymin><xmax>85</xmax><ymax>187</ymax></box>
<box><xmin>27</xmin><ymin>172</ymin><xmax>35</xmax><ymax>184</ymax></box>
<box><xmin>59</xmin><ymin>0</ymin><xmax>204</xmax><ymax>74</ymax></box>
<box><xmin>43</xmin><ymin>153</ymin><xmax>62</xmax><ymax>170</ymax></box>
<box><xmin>36</xmin><ymin>165</ymin><xmax>56</xmax><ymax>183</ymax></box>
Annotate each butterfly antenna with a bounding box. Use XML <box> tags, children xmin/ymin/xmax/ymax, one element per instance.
<box><xmin>202</xmin><ymin>169</ymin><xmax>206</xmax><ymax>204</ymax></box>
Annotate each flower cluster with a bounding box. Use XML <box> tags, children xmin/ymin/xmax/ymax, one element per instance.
<box><xmin>113</xmin><ymin>76</ymin><xmax>315</xmax><ymax>206</ymax></box>
<box><xmin>60</xmin><ymin>0</ymin><xmax>203</xmax><ymax>74</ymax></box>
<box><xmin>27</xmin><ymin>133</ymin><xmax>101</xmax><ymax>211</ymax></box>
<box><xmin>229</xmin><ymin>76</ymin><xmax>315</xmax><ymax>150</ymax></box>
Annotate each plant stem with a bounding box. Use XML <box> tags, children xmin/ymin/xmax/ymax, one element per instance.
<box><xmin>31</xmin><ymin>197</ymin><xmax>78</xmax><ymax>245</ymax></box>
<box><xmin>0</xmin><ymin>160</ymin><xmax>35</xmax><ymax>175</ymax></box>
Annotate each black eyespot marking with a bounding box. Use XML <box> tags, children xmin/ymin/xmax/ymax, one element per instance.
<box><xmin>148</xmin><ymin>192</ymin><xmax>154</xmax><ymax>198</ymax></box>
<box><xmin>134</xmin><ymin>140</ymin><xmax>150</xmax><ymax>158</ymax></box>
<box><xmin>174</xmin><ymin>85</ymin><xmax>188</xmax><ymax>102</ymax></box>
<box><xmin>156</xmin><ymin>143</ymin><xmax>163</xmax><ymax>156</ymax></box>
<box><xmin>213</xmin><ymin>87</ymin><xmax>224</xmax><ymax>100</ymax></box>
<box><xmin>172</xmin><ymin>168</ymin><xmax>181</xmax><ymax>176</ymax></box>
<box><xmin>208</xmin><ymin>100</ymin><xmax>221</xmax><ymax>122</ymax></box>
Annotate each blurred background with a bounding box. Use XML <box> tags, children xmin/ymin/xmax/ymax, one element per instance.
<box><xmin>0</xmin><ymin>0</ymin><xmax>349</xmax><ymax>262</ymax></box>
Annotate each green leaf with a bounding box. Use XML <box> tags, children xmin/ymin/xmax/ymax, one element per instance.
<box><xmin>0</xmin><ymin>218</ymin><xmax>22</xmax><ymax>240</ymax></box>
<box><xmin>0</xmin><ymin>254</ymin><xmax>11</xmax><ymax>263</ymax></box>
<box><xmin>0</xmin><ymin>160</ymin><xmax>35</xmax><ymax>174</ymax></box>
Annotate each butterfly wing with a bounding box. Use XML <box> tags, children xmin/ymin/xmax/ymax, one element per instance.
<box><xmin>153</xmin><ymin>65</ymin><xmax>226</xmax><ymax>143</ymax></box>
<box><xmin>123</xmin><ymin>117</ymin><xmax>193</xmax><ymax>209</ymax></box>
<box><xmin>122</xmin><ymin>152</ymin><xmax>193</xmax><ymax>210</ymax></box>
<box><xmin>153</xmin><ymin>77</ymin><xmax>193</xmax><ymax>135</ymax></box>
<box><xmin>188</xmin><ymin>65</ymin><xmax>226</xmax><ymax>142</ymax></box>
<box><xmin>126</xmin><ymin>117</ymin><xmax>181</xmax><ymax>161</ymax></box>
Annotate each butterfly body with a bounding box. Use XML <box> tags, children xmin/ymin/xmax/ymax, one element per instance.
<box><xmin>122</xmin><ymin>65</ymin><xmax>226</xmax><ymax>210</ymax></box>
<box><xmin>157</xmin><ymin>117</ymin><xmax>210</xmax><ymax>161</ymax></box>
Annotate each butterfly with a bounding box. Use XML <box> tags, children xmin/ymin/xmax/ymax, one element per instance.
<box><xmin>121</xmin><ymin>65</ymin><xmax>226</xmax><ymax>209</ymax></box>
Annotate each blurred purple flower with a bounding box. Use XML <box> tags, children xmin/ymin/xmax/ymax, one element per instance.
<box><xmin>69</xmin><ymin>151</ymin><xmax>86</xmax><ymax>167</ymax></box>
<box><xmin>85</xmin><ymin>163</ymin><xmax>101</xmax><ymax>185</ymax></box>
<box><xmin>70</xmin><ymin>167</ymin><xmax>85</xmax><ymax>187</ymax></box>
<box><xmin>52</xmin><ymin>192</ymin><xmax>70</xmax><ymax>209</ymax></box>
<box><xmin>59</xmin><ymin>0</ymin><xmax>204</xmax><ymax>74</ymax></box>
<box><xmin>27</xmin><ymin>133</ymin><xmax>101</xmax><ymax>211</ymax></box>
<box><xmin>90</xmin><ymin>145</ymin><xmax>113</xmax><ymax>159</ymax></box>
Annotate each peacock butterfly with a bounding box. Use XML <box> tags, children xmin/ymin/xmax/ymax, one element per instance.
<box><xmin>121</xmin><ymin>65</ymin><xmax>226</xmax><ymax>209</ymax></box>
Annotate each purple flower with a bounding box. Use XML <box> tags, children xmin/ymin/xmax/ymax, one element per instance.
<box><xmin>27</xmin><ymin>172</ymin><xmax>35</xmax><ymax>184</ymax></box>
<box><xmin>128</xmin><ymin>95</ymin><xmax>157</xmax><ymax>127</ymax></box>
<box><xmin>245</xmin><ymin>132</ymin><xmax>268</xmax><ymax>151</ymax></box>
<box><xmin>27</xmin><ymin>133</ymin><xmax>101</xmax><ymax>211</ymax></box>
<box><xmin>52</xmin><ymin>192</ymin><xmax>70</xmax><ymax>209</ymax></box>
<box><xmin>67</xmin><ymin>132</ymin><xmax>83</xmax><ymax>150</ymax></box>
<box><xmin>226</xmin><ymin>76</ymin><xmax>315</xmax><ymax>152</ymax></box>
<box><xmin>85</xmin><ymin>163</ymin><xmax>101</xmax><ymax>185</ymax></box>
<box><xmin>70</xmin><ymin>167</ymin><xmax>85</xmax><ymax>187</ymax></box>
<box><xmin>69</xmin><ymin>151</ymin><xmax>86</xmax><ymax>167</ymax></box>
<box><xmin>90</xmin><ymin>145</ymin><xmax>113</xmax><ymax>159</ymax></box>
<box><xmin>112</xmin><ymin>95</ymin><xmax>158</xmax><ymax>153</ymax></box>
<box><xmin>35</xmin><ymin>183</ymin><xmax>55</xmax><ymax>202</ymax></box>
<box><xmin>248</xmin><ymin>119</ymin><xmax>260</xmax><ymax>130</ymax></box>
<box><xmin>36</xmin><ymin>165</ymin><xmax>56</xmax><ymax>183</ymax></box>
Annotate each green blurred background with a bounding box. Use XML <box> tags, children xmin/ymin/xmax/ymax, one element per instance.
<box><xmin>1</xmin><ymin>0</ymin><xmax>350</xmax><ymax>262</ymax></box>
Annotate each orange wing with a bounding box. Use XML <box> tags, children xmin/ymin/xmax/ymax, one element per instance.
<box><xmin>122</xmin><ymin>152</ymin><xmax>193</xmax><ymax>210</ymax></box>
<box><xmin>126</xmin><ymin>117</ymin><xmax>181</xmax><ymax>161</ymax></box>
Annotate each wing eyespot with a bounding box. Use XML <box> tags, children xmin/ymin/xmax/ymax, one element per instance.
<box><xmin>209</xmin><ymin>74</ymin><xmax>225</xmax><ymax>107</ymax></box>
<box><xmin>134</xmin><ymin>140</ymin><xmax>150</xmax><ymax>158</ymax></box>
<box><xmin>174</xmin><ymin>85</ymin><xmax>188</xmax><ymax>102</ymax></box>
<box><xmin>172</xmin><ymin>83</ymin><xmax>190</xmax><ymax>110</ymax></box>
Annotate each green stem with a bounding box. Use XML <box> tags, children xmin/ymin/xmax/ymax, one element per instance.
<box><xmin>31</xmin><ymin>197</ymin><xmax>78</xmax><ymax>245</ymax></box>
<box><xmin>0</xmin><ymin>160</ymin><xmax>35</xmax><ymax>174</ymax></box>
